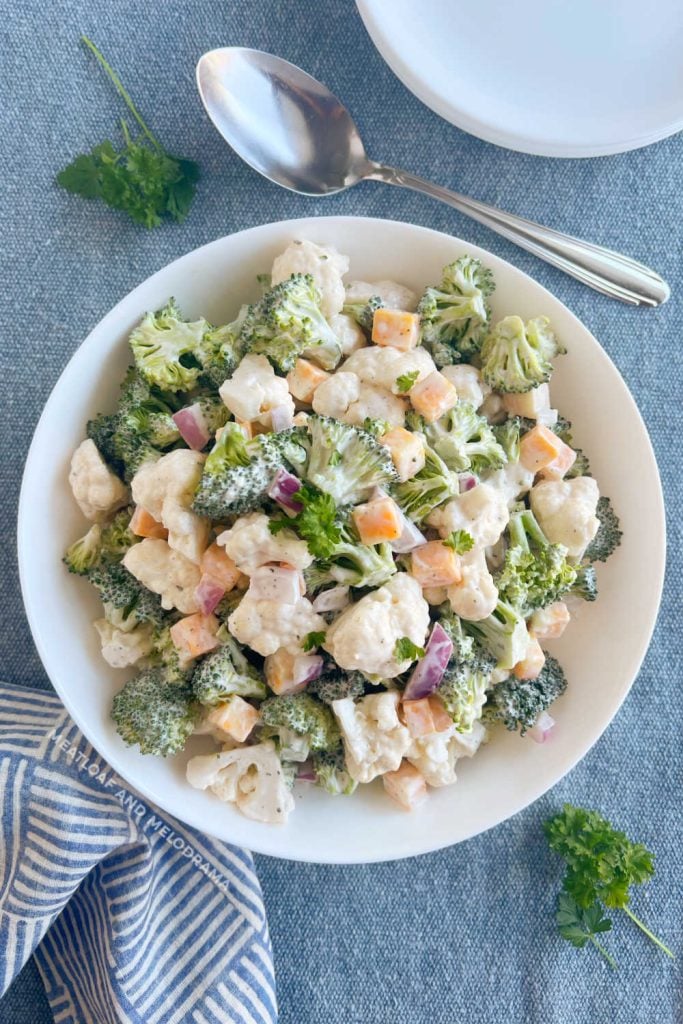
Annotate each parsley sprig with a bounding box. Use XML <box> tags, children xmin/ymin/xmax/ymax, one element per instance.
<box><xmin>545</xmin><ymin>804</ymin><xmax>675</xmax><ymax>966</ymax></box>
<box><xmin>443</xmin><ymin>529</ymin><xmax>474</xmax><ymax>554</ymax></box>
<box><xmin>394</xmin><ymin>637</ymin><xmax>425</xmax><ymax>662</ymax></box>
<box><xmin>57</xmin><ymin>37</ymin><xmax>199</xmax><ymax>228</ymax></box>
<box><xmin>395</xmin><ymin>371</ymin><xmax>420</xmax><ymax>394</ymax></box>
<box><xmin>269</xmin><ymin>484</ymin><xmax>341</xmax><ymax>560</ymax></box>
<box><xmin>302</xmin><ymin>631</ymin><xmax>327</xmax><ymax>652</ymax></box>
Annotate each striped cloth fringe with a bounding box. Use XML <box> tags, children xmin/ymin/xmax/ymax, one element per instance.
<box><xmin>0</xmin><ymin>683</ymin><xmax>277</xmax><ymax>1024</ymax></box>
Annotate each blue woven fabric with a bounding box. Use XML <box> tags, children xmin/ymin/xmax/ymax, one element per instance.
<box><xmin>0</xmin><ymin>683</ymin><xmax>276</xmax><ymax>1023</ymax></box>
<box><xmin>0</xmin><ymin>0</ymin><xmax>681</xmax><ymax>1021</ymax></box>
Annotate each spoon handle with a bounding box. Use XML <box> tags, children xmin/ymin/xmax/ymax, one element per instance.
<box><xmin>369</xmin><ymin>165</ymin><xmax>669</xmax><ymax>307</ymax></box>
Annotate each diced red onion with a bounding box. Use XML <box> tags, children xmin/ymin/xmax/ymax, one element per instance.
<box><xmin>312</xmin><ymin>586</ymin><xmax>350</xmax><ymax>613</ymax></box>
<box><xmin>459</xmin><ymin>474</ymin><xmax>477</xmax><ymax>493</ymax></box>
<box><xmin>248</xmin><ymin>565</ymin><xmax>303</xmax><ymax>604</ymax></box>
<box><xmin>297</xmin><ymin>762</ymin><xmax>318</xmax><ymax>783</ymax></box>
<box><xmin>270</xmin><ymin>404</ymin><xmax>294</xmax><ymax>432</ymax></box>
<box><xmin>403</xmin><ymin>622</ymin><xmax>453</xmax><ymax>701</ymax></box>
<box><xmin>267</xmin><ymin>468</ymin><xmax>303</xmax><ymax>513</ymax></box>
<box><xmin>173</xmin><ymin>404</ymin><xmax>211</xmax><ymax>451</ymax></box>
<box><xmin>195</xmin><ymin>574</ymin><xmax>225</xmax><ymax>615</ymax></box>
<box><xmin>292</xmin><ymin>653</ymin><xmax>324</xmax><ymax>686</ymax></box>
<box><xmin>391</xmin><ymin>513</ymin><xmax>427</xmax><ymax>554</ymax></box>
<box><xmin>528</xmin><ymin>711</ymin><xmax>555</xmax><ymax>744</ymax></box>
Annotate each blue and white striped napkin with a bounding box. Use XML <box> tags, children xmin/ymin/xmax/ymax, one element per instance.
<box><xmin>0</xmin><ymin>683</ymin><xmax>277</xmax><ymax>1024</ymax></box>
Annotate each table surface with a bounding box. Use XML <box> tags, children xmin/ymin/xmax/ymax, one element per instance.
<box><xmin>1</xmin><ymin>2</ymin><xmax>681</xmax><ymax>1021</ymax></box>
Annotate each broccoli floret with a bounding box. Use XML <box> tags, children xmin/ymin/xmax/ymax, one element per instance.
<box><xmin>493</xmin><ymin>417</ymin><xmax>522</xmax><ymax>463</ymax></box>
<box><xmin>194</xmin><ymin>394</ymin><xmax>230</xmax><ymax>437</ymax></box>
<box><xmin>570</xmin><ymin>564</ymin><xmax>598</xmax><ymax>602</ymax></box>
<box><xmin>259</xmin><ymin>725</ymin><xmax>311</xmax><ymax>763</ymax></box>
<box><xmin>147</xmin><ymin>623</ymin><xmax>194</xmax><ymax>684</ymax></box>
<box><xmin>482</xmin><ymin>655</ymin><xmax>567</xmax><ymax>734</ymax></box>
<box><xmin>129</xmin><ymin>298</ymin><xmax>209</xmax><ymax>393</ymax></box>
<box><xmin>436</xmin><ymin>614</ymin><xmax>495</xmax><ymax>732</ymax></box>
<box><xmin>417</xmin><ymin>256</ymin><xmax>494</xmax><ymax>366</ymax></box>
<box><xmin>120</xmin><ymin>404</ymin><xmax>180</xmax><ymax>449</ymax></box>
<box><xmin>496</xmin><ymin>507</ymin><xmax>577</xmax><ymax>614</ymax></box>
<box><xmin>198</xmin><ymin>305</ymin><xmax>249</xmax><ymax>388</ymax></box>
<box><xmin>111</xmin><ymin>668</ymin><xmax>198</xmax><ymax>756</ymax></box>
<box><xmin>392</xmin><ymin>444</ymin><xmax>458</xmax><ymax>523</ymax></box>
<box><xmin>260</xmin><ymin>693</ymin><xmax>340</xmax><ymax>752</ymax></box>
<box><xmin>64</xmin><ymin>508</ymin><xmax>138</xmax><ymax>577</ymax></box>
<box><xmin>362</xmin><ymin>416</ymin><xmax>392</xmax><ymax>438</ymax></box>
<box><xmin>480</xmin><ymin>315</ymin><xmax>565</xmax><ymax>394</ymax></box>
<box><xmin>416</xmin><ymin>401</ymin><xmax>507</xmax><ymax>474</ymax></box>
<box><xmin>87</xmin><ymin>413</ymin><xmax>124</xmax><ymax>476</ymax></box>
<box><xmin>313</xmin><ymin>747</ymin><xmax>357</xmax><ymax>796</ymax></box>
<box><xmin>303</xmin><ymin>516</ymin><xmax>396</xmax><ymax>592</ymax></box>
<box><xmin>463</xmin><ymin>599</ymin><xmax>529</xmax><ymax>671</ymax></box>
<box><xmin>64</xmin><ymin>524</ymin><xmax>103</xmax><ymax>575</ymax></box>
<box><xmin>191</xmin><ymin>423</ymin><xmax>283</xmax><ymax>518</ymax></box>
<box><xmin>308</xmin><ymin>664</ymin><xmax>366</xmax><ymax>704</ymax></box>
<box><xmin>583</xmin><ymin>497</ymin><xmax>622</xmax><ymax>563</ymax></box>
<box><xmin>243</xmin><ymin>273</ymin><xmax>342</xmax><ymax>372</ymax></box>
<box><xmin>303</xmin><ymin>415</ymin><xmax>397</xmax><ymax>506</ymax></box>
<box><xmin>342</xmin><ymin>294</ymin><xmax>385</xmax><ymax>333</ymax></box>
<box><xmin>191</xmin><ymin>636</ymin><xmax>266</xmax><ymax>706</ymax></box>
<box><xmin>89</xmin><ymin>562</ymin><xmax>165</xmax><ymax>626</ymax></box>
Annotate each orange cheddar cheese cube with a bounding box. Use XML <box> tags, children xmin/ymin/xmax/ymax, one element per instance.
<box><xmin>286</xmin><ymin>358</ymin><xmax>330</xmax><ymax>403</ymax></box>
<box><xmin>409</xmin><ymin>371</ymin><xmax>458</xmax><ymax>422</ymax></box>
<box><xmin>264</xmin><ymin>649</ymin><xmax>307</xmax><ymax>695</ymax></box>
<box><xmin>401</xmin><ymin>697</ymin><xmax>436</xmax><ymax>738</ymax></box>
<box><xmin>502</xmin><ymin>383</ymin><xmax>551</xmax><ymax>419</ymax></box>
<box><xmin>530</xmin><ymin>602</ymin><xmax>570</xmax><ymax>640</ymax></box>
<box><xmin>170</xmin><ymin>613</ymin><xmax>220</xmax><ymax>659</ymax></box>
<box><xmin>130</xmin><ymin>506</ymin><xmax>168</xmax><ymax>540</ymax></box>
<box><xmin>371</xmin><ymin>308</ymin><xmax>420</xmax><ymax>351</ymax></box>
<box><xmin>410</xmin><ymin>541</ymin><xmax>462</xmax><ymax>588</ymax></box>
<box><xmin>206</xmin><ymin>696</ymin><xmax>260</xmax><ymax>743</ymax></box>
<box><xmin>513</xmin><ymin>635</ymin><xmax>546</xmax><ymax>680</ymax></box>
<box><xmin>383</xmin><ymin>762</ymin><xmax>428</xmax><ymax>810</ymax></box>
<box><xmin>352</xmin><ymin>496</ymin><xmax>403</xmax><ymax>545</ymax></box>
<box><xmin>519</xmin><ymin>424</ymin><xmax>563</xmax><ymax>473</ymax></box>
<box><xmin>538</xmin><ymin>442</ymin><xmax>577</xmax><ymax>480</ymax></box>
<box><xmin>427</xmin><ymin>695</ymin><xmax>454</xmax><ymax>732</ymax></box>
<box><xmin>201</xmin><ymin>543</ymin><xmax>241</xmax><ymax>592</ymax></box>
<box><xmin>380</xmin><ymin>426</ymin><xmax>425</xmax><ymax>481</ymax></box>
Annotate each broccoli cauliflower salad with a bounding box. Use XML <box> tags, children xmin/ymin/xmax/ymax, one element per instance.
<box><xmin>64</xmin><ymin>238</ymin><xmax>622</xmax><ymax>825</ymax></box>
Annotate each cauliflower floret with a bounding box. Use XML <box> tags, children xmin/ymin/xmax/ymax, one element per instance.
<box><xmin>345</xmin><ymin>279</ymin><xmax>418</xmax><ymax>312</ymax></box>
<box><xmin>440</xmin><ymin>364</ymin><xmax>490</xmax><ymax>409</ymax></box>
<box><xmin>447</xmin><ymin>547</ymin><xmax>498</xmax><ymax>621</ymax></box>
<box><xmin>428</xmin><ymin>483</ymin><xmax>510</xmax><ymax>549</ymax></box>
<box><xmin>186</xmin><ymin>742</ymin><xmax>294</xmax><ymax>824</ymax></box>
<box><xmin>312</xmin><ymin>371</ymin><xmax>361</xmax><ymax>419</ymax></box>
<box><xmin>407</xmin><ymin>727</ymin><xmax>459</xmax><ymax>787</ymax></box>
<box><xmin>530</xmin><ymin>476</ymin><xmax>600</xmax><ymax>558</ymax></box>
<box><xmin>68</xmin><ymin>439</ymin><xmax>129</xmax><ymax>523</ymax></box>
<box><xmin>271</xmin><ymin>240</ymin><xmax>349</xmax><ymax>319</ymax></box>
<box><xmin>328</xmin><ymin>313</ymin><xmax>367</xmax><ymax>356</ymax></box>
<box><xmin>93</xmin><ymin>619</ymin><xmax>153</xmax><ymax>668</ymax></box>
<box><xmin>219</xmin><ymin>354</ymin><xmax>295</xmax><ymax>427</ymax></box>
<box><xmin>324</xmin><ymin>573</ymin><xmax>429</xmax><ymax>679</ymax></box>
<box><xmin>343</xmin><ymin>346</ymin><xmax>435</xmax><ymax>395</ymax></box>
<box><xmin>228</xmin><ymin>592</ymin><xmax>325</xmax><ymax>657</ymax></box>
<box><xmin>217</xmin><ymin>512</ymin><xmax>312</xmax><ymax>574</ymax></box>
<box><xmin>131</xmin><ymin>449</ymin><xmax>209</xmax><ymax>564</ymax></box>
<box><xmin>332</xmin><ymin>691</ymin><xmax>411</xmax><ymax>783</ymax></box>
<box><xmin>450</xmin><ymin>719</ymin><xmax>488</xmax><ymax>758</ymax></box>
<box><xmin>123</xmin><ymin>538</ymin><xmax>200</xmax><ymax>614</ymax></box>
<box><xmin>483</xmin><ymin>462</ymin><xmax>535</xmax><ymax>508</ymax></box>
<box><xmin>345</xmin><ymin>383</ymin><xmax>407</xmax><ymax>428</ymax></box>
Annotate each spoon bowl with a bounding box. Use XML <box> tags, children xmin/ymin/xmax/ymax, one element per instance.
<box><xmin>196</xmin><ymin>46</ymin><xmax>669</xmax><ymax>306</ymax></box>
<box><xmin>197</xmin><ymin>48</ymin><xmax>373</xmax><ymax>195</ymax></box>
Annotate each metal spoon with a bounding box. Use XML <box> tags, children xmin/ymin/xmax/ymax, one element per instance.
<box><xmin>196</xmin><ymin>47</ymin><xmax>669</xmax><ymax>307</ymax></box>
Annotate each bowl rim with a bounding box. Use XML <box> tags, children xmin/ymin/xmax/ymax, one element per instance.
<box><xmin>17</xmin><ymin>215</ymin><xmax>666</xmax><ymax>862</ymax></box>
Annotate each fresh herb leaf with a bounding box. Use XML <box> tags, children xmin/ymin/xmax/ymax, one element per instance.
<box><xmin>555</xmin><ymin>893</ymin><xmax>615</xmax><ymax>968</ymax></box>
<box><xmin>302</xmin><ymin>631</ymin><xmax>326</xmax><ymax>652</ymax></box>
<box><xmin>544</xmin><ymin>804</ymin><xmax>675</xmax><ymax>961</ymax></box>
<box><xmin>269</xmin><ymin>484</ymin><xmax>341</xmax><ymax>560</ymax></box>
<box><xmin>57</xmin><ymin>37</ymin><xmax>199</xmax><ymax>228</ymax></box>
<box><xmin>394</xmin><ymin>637</ymin><xmax>425</xmax><ymax>662</ymax></box>
<box><xmin>395</xmin><ymin>370</ymin><xmax>420</xmax><ymax>394</ymax></box>
<box><xmin>443</xmin><ymin>529</ymin><xmax>474</xmax><ymax>554</ymax></box>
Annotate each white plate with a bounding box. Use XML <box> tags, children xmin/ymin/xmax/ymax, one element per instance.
<box><xmin>357</xmin><ymin>0</ymin><xmax>683</xmax><ymax>157</ymax></box>
<box><xmin>18</xmin><ymin>217</ymin><xmax>664</xmax><ymax>863</ymax></box>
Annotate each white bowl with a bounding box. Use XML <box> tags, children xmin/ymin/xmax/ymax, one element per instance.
<box><xmin>357</xmin><ymin>0</ymin><xmax>683</xmax><ymax>157</ymax></box>
<box><xmin>18</xmin><ymin>217</ymin><xmax>665</xmax><ymax>863</ymax></box>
